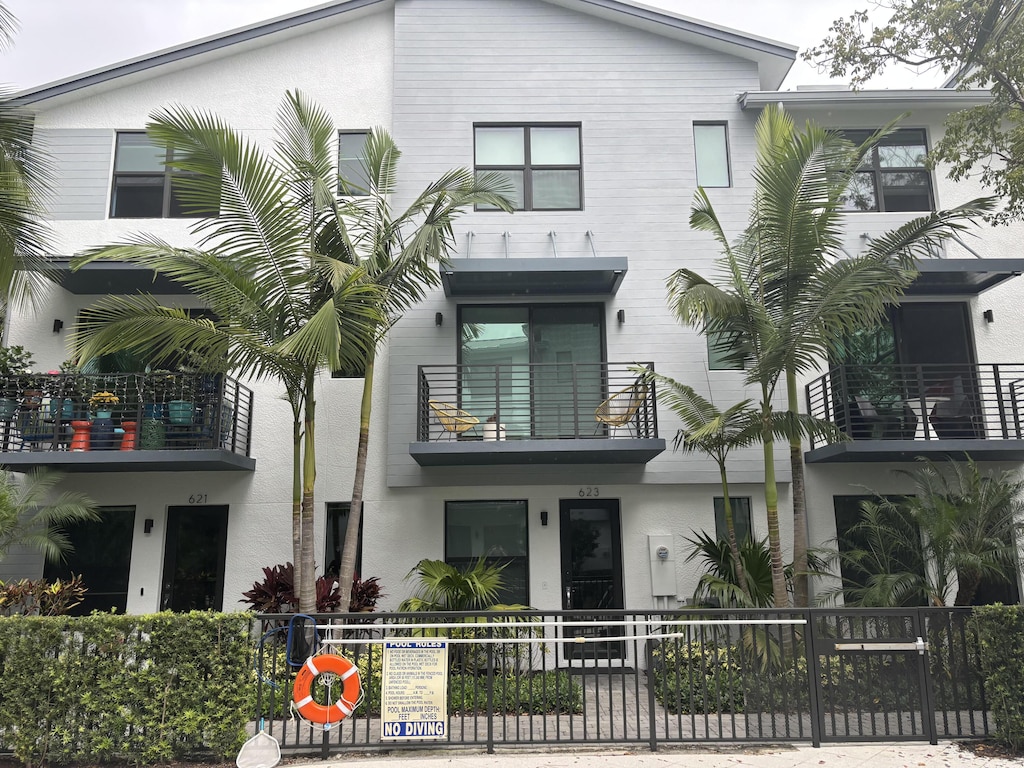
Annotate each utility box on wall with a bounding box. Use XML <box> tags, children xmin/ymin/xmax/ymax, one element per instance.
<box><xmin>647</xmin><ymin>534</ymin><xmax>677</xmax><ymax>597</ymax></box>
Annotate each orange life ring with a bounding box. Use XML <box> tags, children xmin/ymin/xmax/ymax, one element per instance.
<box><xmin>292</xmin><ymin>653</ymin><xmax>362</xmax><ymax>725</ymax></box>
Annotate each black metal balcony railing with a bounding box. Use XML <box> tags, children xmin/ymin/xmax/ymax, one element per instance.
<box><xmin>0</xmin><ymin>373</ymin><xmax>253</xmax><ymax>456</ymax></box>
<box><xmin>806</xmin><ymin>363</ymin><xmax>1024</xmax><ymax>448</ymax></box>
<box><xmin>416</xmin><ymin>362</ymin><xmax>658</xmax><ymax>442</ymax></box>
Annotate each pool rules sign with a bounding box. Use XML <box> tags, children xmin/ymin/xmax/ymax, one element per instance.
<box><xmin>380</xmin><ymin>639</ymin><xmax>449</xmax><ymax>740</ymax></box>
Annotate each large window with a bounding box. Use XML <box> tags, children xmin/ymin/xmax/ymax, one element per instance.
<box><xmin>693</xmin><ymin>123</ymin><xmax>731</xmax><ymax>188</ymax></box>
<box><xmin>714</xmin><ymin>497</ymin><xmax>752</xmax><ymax>543</ymax></box>
<box><xmin>110</xmin><ymin>132</ymin><xmax>217</xmax><ymax>219</ymax></box>
<box><xmin>841</xmin><ymin>129</ymin><xmax>933</xmax><ymax>212</ymax></box>
<box><xmin>325</xmin><ymin>502</ymin><xmax>363</xmax><ymax>579</ymax></box>
<box><xmin>474</xmin><ymin>125</ymin><xmax>582</xmax><ymax>210</ymax></box>
<box><xmin>43</xmin><ymin>506</ymin><xmax>135</xmax><ymax>615</ymax></box>
<box><xmin>338</xmin><ymin>130</ymin><xmax>370</xmax><ymax>195</ymax></box>
<box><xmin>445</xmin><ymin>500</ymin><xmax>529</xmax><ymax>606</ymax></box>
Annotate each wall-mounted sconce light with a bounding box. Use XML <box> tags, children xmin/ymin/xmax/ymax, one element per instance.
<box><xmin>435</xmin><ymin>312</ymin><xmax>444</xmax><ymax>327</ymax></box>
<box><xmin>540</xmin><ymin>510</ymin><xmax>548</xmax><ymax>527</ymax></box>
<box><xmin>144</xmin><ymin>518</ymin><xmax>154</xmax><ymax>534</ymax></box>
<box><xmin>983</xmin><ymin>309</ymin><xmax>994</xmax><ymax>323</ymax></box>
<box><xmin>616</xmin><ymin>309</ymin><xmax>626</xmax><ymax>325</ymax></box>
<box><xmin>52</xmin><ymin>319</ymin><xmax>64</xmax><ymax>333</ymax></box>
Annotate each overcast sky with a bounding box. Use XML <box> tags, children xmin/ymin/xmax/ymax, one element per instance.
<box><xmin>1</xmin><ymin>0</ymin><xmax>941</xmax><ymax>92</ymax></box>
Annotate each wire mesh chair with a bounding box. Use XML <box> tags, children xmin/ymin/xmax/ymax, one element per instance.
<box><xmin>427</xmin><ymin>400</ymin><xmax>480</xmax><ymax>440</ymax></box>
<box><xmin>593</xmin><ymin>381</ymin><xmax>648</xmax><ymax>437</ymax></box>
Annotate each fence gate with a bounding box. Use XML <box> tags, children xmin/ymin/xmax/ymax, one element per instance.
<box><xmin>810</xmin><ymin>609</ymin><xmax>936</xmax><ymax>744</ymax></box>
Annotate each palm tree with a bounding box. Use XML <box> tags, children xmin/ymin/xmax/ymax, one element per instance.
<box><xmin>329</xmin><ymin>132</ymin><xmax>514</xmax><ymax>612</ymax></box>
<box><xmin>0</xmin><ymin>469</ymin><xmax>99</xmax><ymax>563</ymax></box>
<box><xmin>70</xmin><ymin>91</ymin><xmax>384</xmax><ymax>611</ymax></box>
<box><xmin>671</xmin><ymin>105</ymin><xmax>994</xmax><ymax>607</ymax></box>
<box><xmin>0</xmin><ymin>3</ymin><xmax>53</xmax><ymax>313</ymax></box>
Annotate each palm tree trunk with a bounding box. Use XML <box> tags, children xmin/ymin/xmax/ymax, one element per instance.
<box><xmin>297</xmin><ymin>373</ymin><xmax>317</xmax><ymax>612</ymax></box>
<box><xmin>761</xmin><ymin>391</ymin><xmax>789</xmax><ymax>608</ymax></box>
<box><xmin>337</xmin><ymin>348</ymin><xmax>375</xmax><ymax>612</ymax></box>
<box><xmin>787</xmin><ymin>371</ymin><xmax>810</xmax><ymax>607</ymax></box>
<box><xmin>717</xmin><ymin>461</ymin><xmax>749</xmax><ymax>599</ymax></box>
<box><xmin>291</xmin><ymin>414</ymin><xmax>302</xmax><ymax>606</ymax></box>
<box><xmin>954</xmin><ymin>569</ymin><xmax>982</xmax><ymax>606</ymax></box>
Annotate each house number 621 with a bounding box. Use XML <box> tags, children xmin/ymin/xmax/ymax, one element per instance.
<box><xmin>188</xmin><ymin>494</ymin><xmax>208</xmax><ymax>504</ymax></box>
<box><xmin>578</xmin><ymin>487</ymin><xmax>600</xmax><ymax>498</ymax></box>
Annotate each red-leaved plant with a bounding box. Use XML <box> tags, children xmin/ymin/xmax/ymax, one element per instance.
<box><xmin>240</xmin><ymin>563</ymin><xmax>382</xmax><ymax>613</ymax></box>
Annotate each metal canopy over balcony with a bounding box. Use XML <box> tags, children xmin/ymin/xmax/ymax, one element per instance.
<box><xmin>0</xmin><ymin>372</ymin><xmax>255</xmax><ymax>472</ymax></box>
<box><xmin>410</xmin><ymin>361</ymin><xmax>665</xmax><ymax>466</ymax></box>
<box><xmin>52</xmin><ymin>260</ymin><xmax>191</xmax><ymax>295</ymax></box>
<box><xmin>805</xmin><ymin>363</ymin><xmax>1024</xmax><ymax>463</ymax></box>
<box><xmin>439</xmin><ymin>257</ymin><xmax>628</xmax><ymax>297</ymax></box>
<box><xmin>906</xmin><ymin>258</ymin><xmax>1024</xmax><ymax>296</ymax></box>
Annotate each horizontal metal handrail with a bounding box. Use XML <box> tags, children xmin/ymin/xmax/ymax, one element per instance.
<box><xmin>805</xmin><ymin>362</ymin><xmax>1024</xmax><ymax>447</ymax></box>
<box><xmin>416</xmin><ymin>361</ymin><xmax>659</xmax><ymax>441</ymax></box>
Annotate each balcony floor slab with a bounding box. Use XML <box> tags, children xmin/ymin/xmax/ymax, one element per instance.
<box><xmin>0</xmin><ymin>450</ymin><xmax>256</xmax><ymax>472</ymax></box>
<box><xmin>410</xmin><ymin>438</ymin><xmax>666</xmax><ymax>466</ymax></box>
<box><xmin>805</xmin><ymin>439</ymin><xmax>1024</xmax><ymax>463</ymax></box>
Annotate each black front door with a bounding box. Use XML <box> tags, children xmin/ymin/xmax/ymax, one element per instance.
<box><xmin>559</xmin><ymin>498</ymin><xmax>624</xmax><ymax>660</ymax></box>
<box><xmin>161</xmin><ymin>505</ymin><xmax>228</xmax><ymax>611</ymax></box>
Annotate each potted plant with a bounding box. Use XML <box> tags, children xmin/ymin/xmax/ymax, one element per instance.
<box><xmin>44</xmin><ymin>360</ymin><xmax>83</xmax><ymax>422</ymax></box>
<box><xmin>88</xmin><ymin>391</ymin><xmax>120</xmax><ymax>451</ymax></box>
<box><xmin>0</xmin><ymin>346</ymin><xmax>34</xmax><ymax>420</ymax></box>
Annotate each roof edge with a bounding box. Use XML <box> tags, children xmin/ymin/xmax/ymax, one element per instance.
<box><xmin>739</xmin><ymin>88</ymin><xmax>993</xmax><ymax>109</ymax></box>
<box><xmin>10</xmin><ymin>0</ymin><xmax>389</xmax><ymax>106</ymax></box>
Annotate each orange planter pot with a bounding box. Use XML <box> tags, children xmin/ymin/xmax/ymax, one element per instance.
<box><xmin>120</xmin><ymin>421</ymin><xmax>137</xmax><ymax>451</ymax></box>
<box><xmin>70</xmin><ymin>420</ymin><xmax>91</xmax><ymax>452</ymax></box>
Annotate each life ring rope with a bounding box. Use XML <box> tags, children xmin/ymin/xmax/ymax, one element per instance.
<box><xmin>291</xmin><ymin>653</ymin><xmax>363</xmax><ymax>728</ymax></box>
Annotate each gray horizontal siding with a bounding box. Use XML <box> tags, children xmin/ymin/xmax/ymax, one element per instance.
<box><xmin>385</xmin><ymin>0</ymin><xmax>783</xmax><ymax>488</ymax></box>
<box><xmin>36</xmin><ymin>129</ymin><xmax>112</xmax><ymax>221</ymax></box>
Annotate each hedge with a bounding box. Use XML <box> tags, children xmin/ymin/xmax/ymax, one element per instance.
<box><xmin>0</xmin><ymin>612</ymin><xmax>252</xmax><ymax>765</ymax></box>
<box><xmin>973</xmin><ymin>604</ymin><xmax>1024</xmax><ymax>750</ymax></box>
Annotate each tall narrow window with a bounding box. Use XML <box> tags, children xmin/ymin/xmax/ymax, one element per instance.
<box><xmin>474</xmin><ymin>124</ymin><xmax>582</xmax><ymax>210</ymax></box>
<box><xmin>446</xmin><ymin>500</ymin><xmax>529</xmax><ymax>606</ymax></box>
<box><xmin>110</xmin><ymin>132</ymin><xmax>217</xmax><ymax>218</ymax></box>
<box><xmin>694</xmin><ymin>123</ymin><xmax>731</xmax><ymax>188</ymax></box>
<box><xmin>325</xmin><ymin>502</ymin><xmax>363</xmax><ymax>579</ymax></box>
<box><xmin>338</xmin><ymin>131</ymin><xmax>370</xmax><ymax>195</ymax></box>
<box><xmin>707</xmin><ymin>331</ymin><xmax>744</xmax><ymax>370</ymax></box>
<box><xmin>714</xmin><ymin>497</ymin><xmax>752</xmax><ymax>543</ymax></box>
<box><xmin>840</xmin><ymin>129</ymin><xmax>933</xmax><ymax>212</ymax></box>
<box><xmin>43</xmin><ymin>506</ymin><xmax>135</xmax><ymax>615</ymax></box>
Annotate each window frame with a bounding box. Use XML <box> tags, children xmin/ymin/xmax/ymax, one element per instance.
<box><xmin>338</xmin><ymin>129</ymin><xmax>371</xmax><ymax>197</ymax></box>
<box><xmin>706</xmin><ymin>330</ymin><xmax>744</xmax><ymax>371</ymax></box>
<box><xmin>713</xmin><ymin>497</ymin><xmax>753</xmax><ymax>544</ymax></box>
<box><xmin>444</xmin><ymin>499</ymin><xmax>530</xmax><ymax>606</ymax></box>
<box><xmin>693</xmin><ymin>121</ymin><xmax>732</xmax><ymax>188</ymax></box>
<box><xmin>473</xmin><ymin>123</ymin><xmax>584</xmax><ymax>211</ymax></box>
<box><xmin>324</xmin><ymin>502</ymin><xmax>363</xmax><ymax>579</ymax></box>
<box><xmin>110</xmin><ymin>131</ymin><xmax>214</xmax><ymax>219</ymax></box>
<box><xmin>841</xmin><ymin>128</ymin><xmax>934</xmax><ymax>213</ymax></box>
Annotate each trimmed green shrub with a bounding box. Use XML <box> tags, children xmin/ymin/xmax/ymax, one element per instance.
<box><xmin>973</xmin><ymin>604</ymin><xmax>1024</xmax><ymax>750</ymax></box>
<box><xmin>650</xmin><ymin>639</ymin><xmax>745</xmax><ymax>713</ymax></box>
<box><xmin>0</xmin><ymin>612</ymin><xmax>252</xmax><ymax>765</ymax></box>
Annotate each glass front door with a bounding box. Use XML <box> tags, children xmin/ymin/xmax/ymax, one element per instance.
<box><xmin>161</xmin><ymin>505</ymin><xmax>228</xmax><ymax>611</ymax></box>
<box><xmin>559</xmin><ymin>498</ymin><xmax>624</xmax><ymax>660</ymax></box>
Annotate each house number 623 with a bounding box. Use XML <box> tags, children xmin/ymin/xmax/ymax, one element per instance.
<box><xmin>578</xmin><ymin>487</ymin><xmax>599</xmax><ymax>498</ymax></box>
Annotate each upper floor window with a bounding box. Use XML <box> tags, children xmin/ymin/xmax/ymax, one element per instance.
<box><xmin>338</xmin><ymin>130</ymin><xmax>370</xmax><ymax>195</ymax></box>
<box><xmin>707</xmin><ymin>330</ymin><xmax>744</xmax><ymax>371</ymax></box>
<box><xmin>841</xmin><ymin>129</ymin><xmax>933</xmax><ymax>213</ymax></box>
<box><xmin>110</xmin><ymin>132</ymin><xmax>217</xmax><ymax>219</ymax></box>
<box><xmin>474</xmin><ymin>124</ymin><xmax>582</xmax><ymax>210</ymax></box>
<box><xmin>694</xmin><ymin>122</ymin><xmax>731</xmax><ymax>188</ymax></box>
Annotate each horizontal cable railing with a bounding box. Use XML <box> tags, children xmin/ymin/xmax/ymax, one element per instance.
<box><xmin>0</xmin><ymin>372</ymin><xmax>253</xmax><ymax>455</ymax></box>
<box><xmin>415</xmin><ymin>362</ymin><xmax>658</xmax><ymax>442</ymax></box>
<box><xmin>805</xmin><ymin>363</ymin><xmax>1024</xmax><ymax>447</ymax></box>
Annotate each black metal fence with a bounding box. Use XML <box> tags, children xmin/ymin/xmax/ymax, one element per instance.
<box><xmin>252</xmin><ymin>607</ymin><xmax>990</xmax><ymax>758</ymax></box>
<box><xmin>0</xmin><ymin>372</ymin><xmax>253</xmax><ymax>455</ymax></box>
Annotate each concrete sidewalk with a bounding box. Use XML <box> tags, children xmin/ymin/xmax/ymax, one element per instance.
<box><xmin>290</xmin><ymin>742</ymin><xmax>1022</xmax><ymax>767</ymax></box>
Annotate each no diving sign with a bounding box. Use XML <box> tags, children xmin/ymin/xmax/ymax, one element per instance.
<box><xmin>380</xmin><ymin>639</ymin><xmax>449</xmax><ymax>741</ymax></box>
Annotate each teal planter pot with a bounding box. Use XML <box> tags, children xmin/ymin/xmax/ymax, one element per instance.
<box><xmin>0</xmin><ymin>397</ymin><xmax>17</xmax><ymax>421</ymax></box>
<box><xmin>48</xmin><ymin>398</ymin><xmax>76</xmax><ymax>421</ymax></box>
<box><xmin>168</xmin><ymin>400</ymin><xmax>195</xmax><ymax>425</ymax></box>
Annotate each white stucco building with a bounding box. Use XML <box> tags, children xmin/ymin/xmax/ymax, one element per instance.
<box><xmin>2</xmin><ymin>0</ymin><xmax>1022</xmax><ymax>622</ymax></box>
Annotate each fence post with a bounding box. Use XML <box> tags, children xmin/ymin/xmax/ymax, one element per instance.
<box><xmin>645</xmin><ymin>613</ymin><xmax>659</xmax><ymax>752</ymax></box>
<box><xmin>915</xmin><ymin>609</ymin><xmax>939</xmax><ymax>745</ymax></box>
<box><xmin>804</xmin><ymin>609</ymin><xmax>823</xmax><ymax>748</ymax></box>
<box><xmin>486</xmin><ymin>620</ymin><xmax>495</xmax><ymax>754</ymax></box>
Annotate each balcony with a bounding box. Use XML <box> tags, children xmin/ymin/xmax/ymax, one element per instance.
<box><xmin>0</xmin><ymin>373</ymin><xmax>255</xmax><ymax>472</ymax></box>
<box><xmin>805</xmin><ymin>364</ymin><xmax>1024</xmax><ymax>463</ymax></box>
<box><xmin>409</xmin><ymin>362</ymin><xmax>666</xmax><ymax>466</ymax></box>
